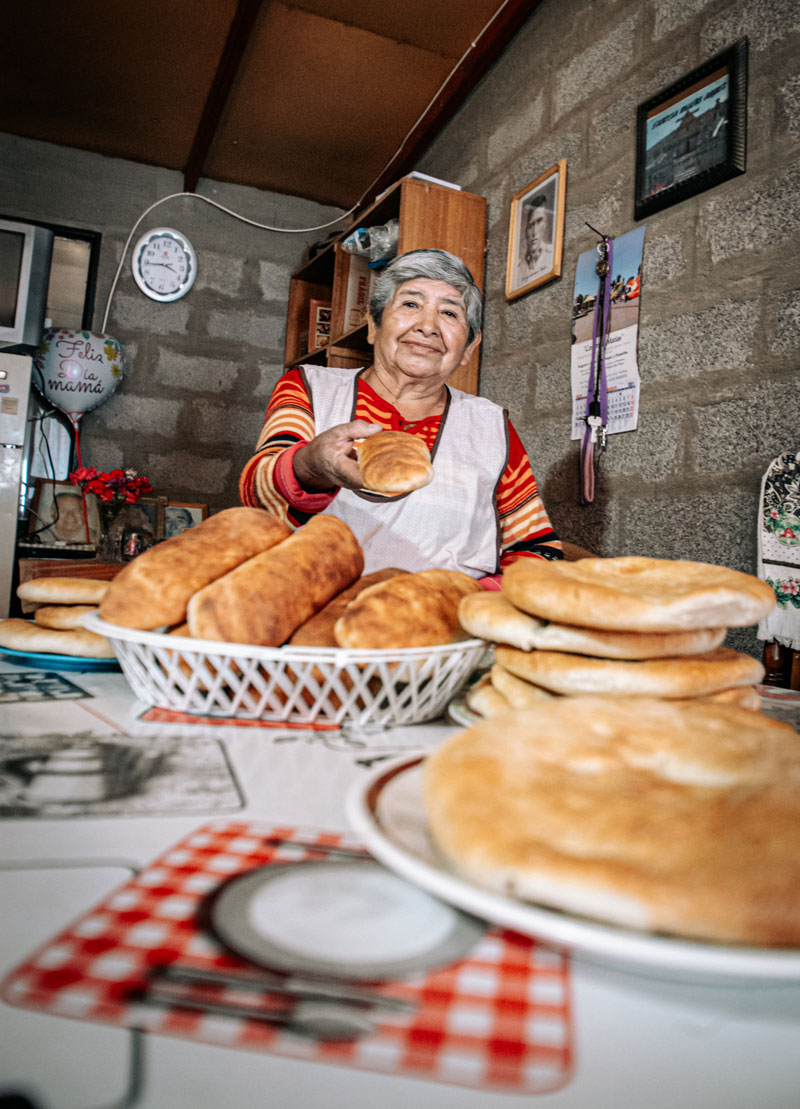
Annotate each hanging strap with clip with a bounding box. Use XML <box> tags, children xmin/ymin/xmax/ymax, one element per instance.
<box><xmin>580</xmin><ymin>229</ymin><xmax>614</xmax><ymax>505</ymax></box>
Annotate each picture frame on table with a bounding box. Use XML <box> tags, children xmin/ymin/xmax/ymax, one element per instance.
<box><xmin>27</xmin><ymin>478</ymin><xmax>100</xmax><ymax>546</ymax></box>
<box><xmin>505</xmin><ymin>159</ymin><xmax>567</xmax><ymax>301</ymax></box>
<box><xmin>123</xmin><ymin>495</ymin><xmax>166</xmax><ymax>543</ymax></box>
<box><xmin>164</xmin><ymin>502</ymin><xmax>208</xmax><ymax>539</ymax></box>
<box><xmin>634</xmin><ymin>38</ymin><xmax>747</xmax><ymax>220</ymax></box>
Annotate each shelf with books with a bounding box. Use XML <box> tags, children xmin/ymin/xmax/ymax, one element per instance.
<box><xmin>283</xmin><ymin>177</ymin><xmax>486</xmax><ymax>394</ymax></box>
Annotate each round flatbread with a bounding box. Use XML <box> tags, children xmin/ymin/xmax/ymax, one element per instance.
<box><xmin>490</xmin><ymin>662</ymin><xmax>556</xmax><ymax>708</ymax></box>
<box><xmin>502</xmin><ymin>557</ymin><xmax>777</xmax><ymax>632</ymax></box>
<box><xmin>494</xmin><ymin>644</ymin><xmax>764</xmax><ymax>699</ymax></box>
<box><xmin>0</xmin><ymin>618</ymin><xmax>115</xmax><ymax>658</ymax></box>
<box><xmin>694</xmin><ymin>685</ymin><xmax>762</xmax><ymax>712</ymax></box>
<box><xmin>356</xmin><ymin>430</ymin><xmax>433</xmax><ymax>495</ymax></box>
<box><xmin>34</xmin><ymin>604</ymin><xmax>99</xmax><ymax>630</ymax></box>
<box><xmin>424</xmin><ymin>697</ymin><xmax>800</xmax><ymax>945</ymax></box>
<box><xmin>17</xmin><ymin>577</ymin><xmax>110</xmax><ymax>605</ymax></box>
<box><xmin>459</xmin><ymin>591</ymin><xmax>727</xmax><ymax>658</ymax></box>
<box><xmin>465</xmin><ymin>673</ymin><xmax>512</xmax><ymax>719</ymax></box>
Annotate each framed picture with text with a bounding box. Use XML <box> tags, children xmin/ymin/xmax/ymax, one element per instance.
<box><xmin>634</xmin><ymin>39</ymin><xmax>747</xmax><ymax>220</ymax></box>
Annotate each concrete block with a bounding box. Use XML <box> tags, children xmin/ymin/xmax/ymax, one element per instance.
<box><xmin>638</xmin><ymin>298</ymin><xmax>758</xmax><ymax>380</ymax></box>
<box><xmin>483</xmin><ymin>359</ymin><xmax>535</xmax><ymax>425</ymax></box>
<box><xmin>257</xmin><ymin>260</ymin><xmax>292</xmax><ymax>301</ymax></box>
<box><xmin>95</xmin><ymin>393</ymin><xmax>182</xmax><ymax>437</ymax></box>
<box><xmin>554</xmin><ymin>16</ymin><xmax>637</xmax><ymax>120</ymax></box>
<box><xmin>192</xmin><ymin>399</ymin><xmax>263</xmax><ymax>446</ymax></box>
<box><xmin>702</xmin><ymin>0</ymin><xmax>800</xmax><ymax>54</ymax></box>
<box><xmin>509</xmin><ymin>131</ymin><xmax>584</xmax><ymax>203</ymax></box>
<box><xmin>621</xmin><ymin>486</ymin><xmax>757</xmax><ymax>571</ymax></box>
<box><xmin>693</xmin><ymin>382</ymin><xmax>800</xmax><ymax>472</ymax></box>
<box><xmin>598</xmin><ymin>406</ymin><xmax>682</xmax><ymax>481</ymax></box>
<box><xmin>109</xmin><ymin>293</ymin><xmax>190</xmax><ymax>336</ymax></box>
<box><xmin>653</xmin><ymin>0</ymin><xmax>716</xmax><ymax>39</ymax></box>
<box><xmin>145</xmin><ymin>450</ymin><xmax>233</xmax><ymax>499</ymax></box>
<box><xmin>779</xmin><ymin>72</ymin><xmax>800</xmax><ymax>142</ymax></box>
<box><xmin>154</xmin><ymin>349</ymin><xmax>237</xmax><ymax>394</ymax></box>
<box><xmin>195</xmin><ymin>251</ymin><xmax>245</xmax><ymax>296</ymax></box>
<box><xmin>769</xmin><ymin>288</ymin><xmax>800</xmax><ymax>355</ymax></box>
<box><xmin>534</xmin><ymin>353</ymin><xmax>571</xmax><ymax>410</ymax></box>
<box><xmin>256</xmin><ymin>362</ymin><xmax>286</xmax><ymax>403</ymax></box>
<box><xmin>206</xmin><ymin>308</ymin><xmax>284</xmax><ymax>349</ymax></box>
<box><xmin>641</xmin><ymin>231</ymin><xmax>686</xmax><ymax>287</ymax></box>
<box><xmin>702</xmin><ymin>165</ymin><xmax>800</xmax><ymax>264</ymax></box>
<box><xmin>487</xmin><ymin>92</ymin><xmax>546</xmax><ymax>169</ymax></box>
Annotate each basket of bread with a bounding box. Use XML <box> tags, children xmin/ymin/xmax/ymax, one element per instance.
<box><xmin>77</xmin><ymin>507</ymin><xmax>485</xmax><ymax>727</ymax></box>
<box><xmin>420</xmin><ymin>556</ymin><xmax>800</xmax><ymax>949</ymax></box>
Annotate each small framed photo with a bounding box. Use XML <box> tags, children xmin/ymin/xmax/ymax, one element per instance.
<box><xmin>634</xmin><ymin>38</ymin><xmax>747</xmax><ymax>220</ymax></box>
<box><xmin>121</xmin><ymin>495</ymin><xmax>166</xmax><ymax>542</ymax></box>
<box><xmin>164</xmin><ymin>502</ymin><xmax>208</xmax><ymax>539</ymax></box>
<box><xmin>27</xmin><ymin>479</ymin><xmax>100</xmax><ymax>546</ymax></box>
<box><xmin>506</xmin><ymin>159</ymin><xmax>567</xmax><ymax>301</ymax></box>
<box><xmin>309</xmin><ymin>298</ymin><xmax>332</xmax><ymax>350</ymax></box>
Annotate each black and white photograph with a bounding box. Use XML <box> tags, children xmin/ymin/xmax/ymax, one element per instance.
<box><xmin>164</xmin><ymin>501</ymin><xmax>208</xmax><ymax>538</ymax></box>
<box><xmin>27</xmin><ymin>478</ymin><xmax>100</xmax><ymax>546</ymax></box>
<box><xmin>506</xmin><ymin>159</ymin><xmax>567</xmax><ymax>300</ymax></box>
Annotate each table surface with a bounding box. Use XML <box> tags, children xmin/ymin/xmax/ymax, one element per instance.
<box><xmin>1</xmin><ymin>658</ymin><xmax>800</xmax><ymax>1109</ymax></box>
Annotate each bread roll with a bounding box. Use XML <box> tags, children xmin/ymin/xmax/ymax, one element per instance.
<box><xmin>494</xmin><ymin>644</ymin><xmax>764</xmax><ymax>699</ymax></box>
<box><xmin>425</xmin><ymin>697</ymin><xmax>800</xmax><ymax>945</ymax></box>
<box><xmin>0</xmin><ymin>618</ymin><xmax>114</xmax><ymax>658</ymax></box>
<box><xmin>503</xmin><ymin>556</ymin><xmax>777</xmax><ymax>632</ymax></box>
<box><xmin>288</xmin><ymin>568</ymin><xmax>404</xmax><ymax>646</ymax></box>
<box><xmin>465</xmin><ymin>673</ymin><xmax>512</xmax><ymax>719</ymax></box>
<box><xmin>187</xmin><ymin>514</ymin><xmax>363</xmax><ymax>645</ymax></box>
<box><xmin>459</xmin><ymin>591</ymin><xmax>727</xmax><ymax>658</ymax></box>
<box><xmin>100</xmin><ymin>507</ymin><xmax>292</xmax><ymax>630</ymax></box>
<box><xmin>334</xmin><ymin>569</ymin><xmax>481</xmax><ymax>649</ymax></box>
<box><xmin>17</xmin><ymin>578</ymin><xmax>109</xmax><ymax>605</ymax></box>
<box><xmin>356</xmin><ymin>430</ymin><xmax>433</xmax><ymax>494</ymax></box>
<box><xmin>34</xmin><ymin>605</ymin><xmax>98</xmax><ymax>630</ymax></box>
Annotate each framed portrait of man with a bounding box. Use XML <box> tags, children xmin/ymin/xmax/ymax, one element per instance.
<box><xmin>27</xmin><ymin>479</ymin><xmax>100</xmax><ymax>546</ymax></box>
<box><xmin>506</xmin><ymin>159</ymin><xmax>567</xmax><ymax>301</ymax></box>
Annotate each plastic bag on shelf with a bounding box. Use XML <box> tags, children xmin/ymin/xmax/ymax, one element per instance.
<box><xmin>342</xmin><ymin>219</ymin><xmax>398</xmax><ymax>267</ymax></box>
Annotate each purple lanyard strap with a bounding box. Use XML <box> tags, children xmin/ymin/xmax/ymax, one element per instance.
<box><xmin>580</xmin><ymin>236</ymin><xmax>613</xmax><ymax>504</ymax></box>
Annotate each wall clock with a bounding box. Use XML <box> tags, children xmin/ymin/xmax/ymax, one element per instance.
<box><xmin>132</xmin><ymin>227</ymin><xmax>197</xmax><ymax>302</ymax></box>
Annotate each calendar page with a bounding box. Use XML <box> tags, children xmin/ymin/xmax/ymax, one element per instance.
<box><xmin>570</xmin><ymin>226</ymin><xmax>645</xmax><ymax>440</ymax></box>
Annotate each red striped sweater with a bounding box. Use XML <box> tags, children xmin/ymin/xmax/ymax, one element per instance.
<box><xmin>239</xmin><ymin>369</ymin><xmax>562</xmax><ymax>578</ymax></box>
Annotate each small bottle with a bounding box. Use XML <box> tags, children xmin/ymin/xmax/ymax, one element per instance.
<box><xmin>762</xmin><ymin>641</ymin><xmax>788</xmax><ymax>687</ymax></box>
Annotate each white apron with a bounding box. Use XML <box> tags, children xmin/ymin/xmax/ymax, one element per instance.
<box><xmin>301</xmin><ymin>365</ymin><xmax>508</xmax><ymax>577</ymax></box>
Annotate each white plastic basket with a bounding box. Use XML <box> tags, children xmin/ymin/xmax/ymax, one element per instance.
<box><xmin>85</xmin><ymin>613</ymin><xmax>486</xmax><ymax>729</ymax></box>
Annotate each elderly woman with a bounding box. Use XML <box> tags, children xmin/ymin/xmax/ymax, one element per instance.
<box><xmin>239</xmin><ymin>249</ymin><xmax>561</xmax><ymax>587</ymax></box>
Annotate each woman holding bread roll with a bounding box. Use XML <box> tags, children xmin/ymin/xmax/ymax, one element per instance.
<box><xmin>240</xmin><ymin>250</ymin><xmax>562</xmax><ymax>586</ymax></box>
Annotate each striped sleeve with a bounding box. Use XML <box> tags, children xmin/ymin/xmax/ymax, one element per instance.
<box><xmin>238</xmin><ymin>369</ymin><xmax>318</xmax><ymax>526</ymax></box>
<box><xmin>496</xmin><ymin>421</ymin><xmax>563</xmax><ymax>567</ymax></box>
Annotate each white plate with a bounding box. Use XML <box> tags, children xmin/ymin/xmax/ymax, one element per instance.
<box><xmin>209</xmin><ymin>859</ymin><xmax>485</xmax><ymax>980</ymax></box>
<box><xmin>445</xmin><ymin>694</ymin><xmax>481</xmax><ymax>729</ymax></box>
<box><xmin>346</xmin><ymin>755</ymin><xmax>800</xmax><ymax>985</ymax></box>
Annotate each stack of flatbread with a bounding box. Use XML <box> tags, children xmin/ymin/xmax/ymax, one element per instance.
<box><xmin>0</xmin><ymin>578</ymin><xmax>115</xmax><ymax>658</ymax></box>
<box><xmin>459</xmin><ymin>556</ymin><xmax>778</xmax><ymax>717</ymax></box>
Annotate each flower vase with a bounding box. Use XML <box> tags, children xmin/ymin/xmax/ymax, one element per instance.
<box><xmin>96</xmin><ymin>501</ymin><xmax>125</xmax><ymax>561</ymax></box>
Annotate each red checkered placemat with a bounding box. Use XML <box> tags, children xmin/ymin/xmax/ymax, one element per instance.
<box><xmin>1</xmin><ymin>821</ymin><xmax>574</xmax><ymax>1094</ymax></box>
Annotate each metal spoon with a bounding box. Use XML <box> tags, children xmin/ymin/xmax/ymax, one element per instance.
<box><xmin>139</xmin><ymin>987</ymin><xmax>375</xmax><ymax>1042</ymax></box>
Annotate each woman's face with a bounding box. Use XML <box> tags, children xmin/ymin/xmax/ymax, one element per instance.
<box><xmin>367</xmin><ymin>278</ymin><xmax>480</xmax><ymax>386</ymax></box>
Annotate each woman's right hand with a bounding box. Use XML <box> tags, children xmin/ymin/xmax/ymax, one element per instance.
<box><xmin>293</xmin><ymin>420</ymin><xmax>382</xmax><ymax>492</ymax></box>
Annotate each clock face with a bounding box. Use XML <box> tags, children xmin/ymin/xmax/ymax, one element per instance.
<box><xmin>132</xmin><ymin>228</ymin><xmax>197</xmax><ymax>302</ymax></box>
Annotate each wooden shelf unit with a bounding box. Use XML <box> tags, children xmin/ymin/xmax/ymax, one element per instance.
<box><xmin>283</xmin><ymin>177</ymin><xmax>487</xmax><ymax>394</ymax></box>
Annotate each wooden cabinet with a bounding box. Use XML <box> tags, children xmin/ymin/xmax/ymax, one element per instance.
<box><xmin>283</xmin><ymin>177</ymin><xmax>487</xmax><ymax>395</ymax></box>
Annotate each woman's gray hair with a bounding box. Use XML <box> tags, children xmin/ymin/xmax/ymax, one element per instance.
<box><xmin>369</xmin><ymin>249</ymin><xmax>483</xmax><ymax>344</ymax></box>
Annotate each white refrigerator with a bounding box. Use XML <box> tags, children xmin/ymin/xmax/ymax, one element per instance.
<box><xmin>0</xmin><ymin>351</ymin><xmax>34</xmax><ymax>618</ymax></box>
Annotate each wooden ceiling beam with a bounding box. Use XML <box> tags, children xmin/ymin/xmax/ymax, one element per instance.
<box><xmin>353</xmin><ymin>0</ymin><xmax>544</xmax><ymax>216</ymax></box>
<box><xmin>183</xmin><ymin>0</ymin><xmax>265</xmax><ymax>193</ymax></box>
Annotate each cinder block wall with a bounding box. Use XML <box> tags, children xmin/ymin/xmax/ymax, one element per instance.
<box><xmin>0</xmin><ymin>131</ymin><xmax>343</xmax><ymax>510</ymax></box>
<box><xmin>416</xmin><ymin>0</ymin><xmax>800</xmax><ymax>655</ymax></box>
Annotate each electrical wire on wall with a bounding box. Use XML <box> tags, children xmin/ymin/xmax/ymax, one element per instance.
<box><xmin>100</xmin><ymin>0</ymin><xmax>514</xmax><ymax>334</ymax></box>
